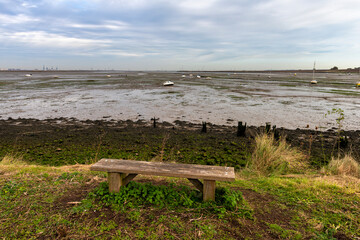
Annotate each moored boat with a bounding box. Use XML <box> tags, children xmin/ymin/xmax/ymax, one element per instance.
<box><xmin>163</xmin><ymin>81</ymin><xmax>174</xmax><ymax>86</ymax></box>
<box><xmin>311</xmin><ymin>61</ymin><xmax>317</xmax><ymax>84</ymax></box>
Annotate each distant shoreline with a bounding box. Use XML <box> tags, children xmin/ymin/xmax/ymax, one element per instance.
<box><xmin>1</xmin><ymin>69</ymin><xmax>359</xmax><ymax>73</ymax></box>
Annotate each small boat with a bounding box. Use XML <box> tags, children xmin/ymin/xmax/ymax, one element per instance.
<box><xmin>311</xmin><ymin>61</ymin><xmax>317</xmax><ymax>84</ymax></box>
<box><xmin>163</xmin><ymin>81</ymin><xmax>174</xmax><ymax>86</ymax></box>
<box><xmin>25</xmin><ymin>74</ymin><xmax>32</xmax><ymax>77</ymax></box>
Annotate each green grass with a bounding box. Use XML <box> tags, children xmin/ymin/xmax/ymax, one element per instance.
<box><xmin>1</xmin><ymin>162</ymin><xmax>359</xmax><ymax>239</ymax></box>
<box><xmin>1</xmin><ymin>121</ymin><xmax>359</xmax><ymax>239</ymax></box>
<box><xmin>235</xmin><ymin>175</ymin><xmax>360</xmax><ymax>239</ymax></box>
<box><xmin>0</xmin><ymin>127</ymin><xmax>251</xmax><ymax>169</ymax></box>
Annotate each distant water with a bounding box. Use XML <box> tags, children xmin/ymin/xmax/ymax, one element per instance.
<box><xmin>1</xmin><ymin>71</ymin><xmax>360</xmax><ymax>130</ymax></box>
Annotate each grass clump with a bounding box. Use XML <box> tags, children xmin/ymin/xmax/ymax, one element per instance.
<box><xmin>79</xmin><ymin>181</ymin><xmax>253</xmax><ymax>219</ymax></box>
<box><xmin>323</xmin><ymin>154</ymin><xmax>359</xmax><ymax>178</ymax></box>
<box><xmin>247</xmin><ymin>133</ymin><xmax>307</xmax><ymax>176</ymax></box>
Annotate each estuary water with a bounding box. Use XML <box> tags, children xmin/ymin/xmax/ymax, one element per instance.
<box><xmin>0</xmin><ymin>71</ymin><xmax>359</xmax><ymax>130</ymax></box>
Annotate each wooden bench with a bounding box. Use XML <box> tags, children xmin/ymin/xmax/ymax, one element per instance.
<box><xmin>90</xmin><ymin>159</ymin><xmax>235</xmax><ymax>201</ymax></box>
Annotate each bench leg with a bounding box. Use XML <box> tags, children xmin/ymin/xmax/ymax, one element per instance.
<box><xmin>108</xmin><ymin>172</ymin><xmax>125</xmax><ymax>193</ymax></box>
<box><xmin>203</xmin><ymin>180</ymin><xmax>216</xmax><ymax>202</ymax></box>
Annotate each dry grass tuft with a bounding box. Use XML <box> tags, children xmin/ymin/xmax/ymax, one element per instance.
<box><xmin>248</xmin><ymin>133</ymin><xmax>307</xmax><ymax>176</ymax></box>
<box><xmin>315</xmin><ymin>175</ymin><xmax>360</xmax><ymax>194</ymax></box>
<box><xmin>324</xmin><ymin>155</ymin><xmax>359</xmax><ymax>178</ymax></box>
<box><xmin>0</xmin><ymin>153</ymin><xmax>91</xmax><ymax>175</ymax></box>
<box><xmin>0</xmin><ymin>154</ymin><xmax>27</xmax><ymax>165</ymax></box>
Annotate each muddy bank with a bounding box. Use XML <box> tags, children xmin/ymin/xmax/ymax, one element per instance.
<box><xmin>0</xmin><ymin>118</ymin><xmax>359</xmax><ymax>167</ymax></box>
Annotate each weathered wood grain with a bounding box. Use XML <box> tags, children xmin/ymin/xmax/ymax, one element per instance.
<box><xmin>203</xmin><ymin>180</ymin><xmax>216</xmax><ymax>201</ymax></box>
<box><xmin>108</xmin><ymin>172</ymin><xmax>122</xmax><ymax>192</ymax></box>
<box><xmin>91</xmin><ymin>159</ymin><xmax>235</xmax><ymax>182</ymax></box>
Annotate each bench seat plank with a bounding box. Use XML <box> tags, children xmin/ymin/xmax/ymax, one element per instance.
<box><xmin>90</xmin><ymin>159</ymin><xmax>235</xmax><ymax>182</ymax></box>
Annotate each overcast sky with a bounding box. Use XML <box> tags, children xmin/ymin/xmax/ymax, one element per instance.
<box><xmin>1</xmin><ymin>0</ymin><xmax>359</xmax><ymax>70</ymax></box>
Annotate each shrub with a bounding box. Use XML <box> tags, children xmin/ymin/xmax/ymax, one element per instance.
<box><xmin>324</xmin><ymin>155</ymin><xmax>359</xmax><ymax>178</ymax></box>
<box><xmin>82</xmin><ymin>181</ymin><xmax>253</xmax><ymax>219</ymax></box>
<box><xmin>248</xmin><ymin>133</ymin><xmax>307</xmax><ymax>176</ymax></box>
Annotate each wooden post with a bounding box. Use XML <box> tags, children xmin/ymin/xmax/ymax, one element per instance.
<box><xmin>273</xmin><ymin>125</ymin><xmax>280</xmax><ymax>140</ymax></box>
<box><xmin>237</xmin><ymin>121</ymin><xmax>246</xmax><ymax>137</ymax></box>
<box><xmin>339</xmin><ymin>135</ymin><xmax>348</xmax><ymax>149</ymax></box>
<box><xmin>265</xmin><ymin>122</ymin><xmax>271</xmax><ymax>133</ymax></box>
<box><xmin>203</xmin><ymin>180</ymin><xmax>216</xmax><ymax>201</ymax></box>
<box><xmin>151</xmin><ymin>117</ymin><xmax>159</xmax><ymax>128</ymax></box>
<box><xmin>201</xmin><ymin>122</ymin><xmax>207</xmax><ymax>133</ymax></box>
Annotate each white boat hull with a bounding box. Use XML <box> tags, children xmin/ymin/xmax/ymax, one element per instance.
<box><xmin>163</xmin><ymin>81</ymin><xmax>174</xmax><ymax>86</ymax></box>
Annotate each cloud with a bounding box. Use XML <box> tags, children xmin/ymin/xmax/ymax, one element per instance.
<box><xmin>256</xmin><ymin>0</ymin><xmax>360</xmax><ymax>30</ymax></box>
<box><xmin>1</xmin><ymin>0</ymin><xmax>360</xmax><ymax>69</ymax></box>
<box><xmin>98</xmin><ymin>50</ymin><xmax>153</xmax><ymax>57</ymax></box>
<box><xmin>67</xmin><ymin>20</ymin><xmax>129</xmax><ymax>31</ymax></box>
<box><xmin>0</xmin><ymin>13</ymin><xmax>39</xmax><ymax>25</ymax></box>
<box><xmin>0</xmin><ymin>31</ymin><xmax>111</xmax><ymax>49</ymax></box>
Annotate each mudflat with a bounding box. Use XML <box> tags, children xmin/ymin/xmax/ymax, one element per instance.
<box><xmin>1</xmin><ymin>71</ymin><xmax>360</xmax><ymax>130</ymax></box>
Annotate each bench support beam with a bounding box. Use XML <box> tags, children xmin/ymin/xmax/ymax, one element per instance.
<box><xmin>203</xmin><ymin>180</ymin><xmax>216</xmax><ymax>202</ymax></box>
<box><xmin>123</xmin><ymin>174</ymin><xmax>138</xmax><ymax>186</ymax></box>
<box><xmin>187</xmin><ymin>178</ymin><xmax>203</xmax><ymax>192</ymax></box>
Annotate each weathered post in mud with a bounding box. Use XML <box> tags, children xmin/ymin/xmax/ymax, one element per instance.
<box><xmin>151</xmin><ymin>117</ymin><xmax>159</xmax><ymax>128</ymax></box>
<box><xmin>339</xmin><ymin>135</ymin><xmax>348</xmax><ymax>149</ymax></box>
<box><xmin>265</xmin><ymin>122</ymin><xmax>271</xmax><ymax>134</ymax></box>
<box><xmin>237</xmin><ymin>121</ymin><xmax>246</xmax><ymax>137</ymax></box>
<box><xmin>201</xmin><ymin>122</ymin><xmax>207</xmax><ymax>133</ymax></box>
<box><xmin>272</xmin><ymin>125</ymin><xmax>280</xmax><ymax>140</ymax></box>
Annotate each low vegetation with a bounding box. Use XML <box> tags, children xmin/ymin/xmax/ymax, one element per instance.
<box><xmin>1</xmin><ymin>118</ymin><xmax>359</xmax><ymax>239</ymax></box>
<box><xmin>1</xmin><ymin>132</ymin><xmax>359</xmax><ymax>239</ymax></box>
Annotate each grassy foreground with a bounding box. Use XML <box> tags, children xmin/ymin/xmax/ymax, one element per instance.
<box><xmin>1</xmin><ymin>160</ymin><xmax>359</xmax><ymax>239</ymax></box>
